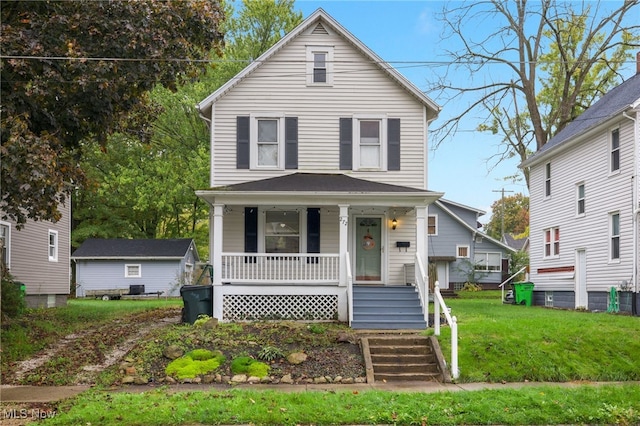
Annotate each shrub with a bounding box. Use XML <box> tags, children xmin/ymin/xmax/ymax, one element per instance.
<box><xmin>230</xmin><ymin>356</ymin><xmax>270</xmax><ymax>378</ymax></box>
<box><xmin>1</xmin><ymin>272</ymin><xmax>26</xmax><ymax>319</ymax></box>
<box><xmin>256</xmin><ymin>345</ymin><xmax>284</xmax><ymax>362</ymax></box>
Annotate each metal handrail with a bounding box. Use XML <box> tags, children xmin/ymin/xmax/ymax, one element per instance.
<box><xmin>499</xmin><ymin>266</ymin><xmax>528</xmax><ymax>303</ymax></box>
<box><xmin>433</xmin><ymin>281</ymin><xmax>459</xmax><ymax>380</ymax></box>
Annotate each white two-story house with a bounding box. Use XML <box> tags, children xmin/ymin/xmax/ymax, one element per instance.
<box><xmin>195</xmin><ymin>9</ymin><xmax>445</xmax><ymax>329</ymax></box>
<box><xmin>521</xmin><ymin>54</ymin><xmax>640</xmax><ymax>315</ymax></box>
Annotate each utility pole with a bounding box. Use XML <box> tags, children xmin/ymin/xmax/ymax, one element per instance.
<box><xmin>492</xmin><ymin>188</ymin><xmax>514</xmax><ymax>240</ymax></box>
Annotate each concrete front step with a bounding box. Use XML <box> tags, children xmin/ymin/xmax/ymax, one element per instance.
<box><xmin>361</xmin><ymin>335</ymin><xmax>447</xmax><ymax>383</ymax></box>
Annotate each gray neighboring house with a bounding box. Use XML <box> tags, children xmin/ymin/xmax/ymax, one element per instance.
<box><xmin>72</xmin><ymin>238</ymin><xmax>199</xmax><ymax>298</ymax></box>
<box><xmin>428</xmin><ymin>199</ymin><xmax>515</xmax><ymax>290</ymax></box>
<box><xmin>1</xmin><ymin>203</ymin><xmax>71</xmax><ymax>308</ymax></box>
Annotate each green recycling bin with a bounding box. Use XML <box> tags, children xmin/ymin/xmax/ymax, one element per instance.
<box><xmin>513</xmin><ymin>282</ymin><xmax>534</xmax><ymax>306</ymax></box>
<box><xmin>180</xmin><ymin>285</ymin><xmax>213</xmax><ymax>324</ymax></box>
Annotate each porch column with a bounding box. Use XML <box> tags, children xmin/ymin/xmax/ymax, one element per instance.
<box><xmin>212</xmin><ymin>203</ymin><xmax>224</xmax><ymax>320</ymax></box>
<box><xmin>339</xmin><ymin>204</ymin><xmax>350</xmax><ymax>287</ymax></box>
<box><xmin>416</xmin><ymin>205</ymin><xmax>429</xmax><ymax>326</ymax></box>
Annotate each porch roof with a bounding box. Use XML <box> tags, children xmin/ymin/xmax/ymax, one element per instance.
<box><xmin>196</xmin><ymin>173</ymin><xmax>444</xmax><ymax>207</ymax></box>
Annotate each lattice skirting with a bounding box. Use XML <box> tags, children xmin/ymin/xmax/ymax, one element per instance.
<box><xmin>223</xmin><ymin>294</ymin><xmax>339</xmax><ymax>321</ymax></box>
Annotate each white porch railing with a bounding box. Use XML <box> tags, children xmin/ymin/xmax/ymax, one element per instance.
<box><xmin>346</xmin><ymin>251</ymin><xmax>353</xmax><ymax>326</ymax></box>
<box><xmin>433</xmin><ymin>280</ymin><xmax>459</xmax><ymax>381</ymax></box>
<box><xmin>221</xmin><ymin>253</ymin><xmax>340</xmax><ymax>284</ymax></box>
<box><xmin>498</xmin><ymin>266</ymin><xmax>529</xmax><ymax>303</ymax></box>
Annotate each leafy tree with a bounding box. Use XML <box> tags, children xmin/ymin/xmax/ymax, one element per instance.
<box><xmin>72</xmin><ymin>0</ymin><xmax>302</xmax><ymax>257</ymax></box>
<box><xmin>432</xmin><ymin>0</ymin><xmax>639</xmax><ymax>186</ymax></box>
<box><xmin>484</xmin><ymin>193</ymin><xmax>529</xmax><ymax>241</ymax></box>
<box><xmin>1</xmin><ymin>0</ymin><xmax>224</xmax><ymax>227</ymax></box>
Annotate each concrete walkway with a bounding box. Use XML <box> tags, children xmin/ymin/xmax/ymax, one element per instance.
<box><xmin>2</xmin><ymin>381</ymin><xmax>634</xmax><ymax>403</ymax></box>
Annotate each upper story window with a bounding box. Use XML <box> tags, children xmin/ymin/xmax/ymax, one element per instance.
<box><xmin>48</xmin><ymin>230</ymin><xmax>58</xmax><ymax>262</ymax></box>
<box><xmin>610</xmin><ymin>212</ymin><xmax>620</xmax><ymax>261</ymax></box>
<box><xmin>545</xmin><ymin>162</ymin><xmax>551</xmax><ymax>197</ymax></box>
<box><xmin>306</xmin><ymin>46</ymin><xmax>333</xmax><ymax>85</ymax></box>
<box><xmin>456</xmin><ymin>245</ymin><xmax>469</xmax><ymax>258</ymax></box>
<box><xmin>357</xmin><ymin>119</ymin><xmax>383</xmax><ymax>169</ymax></box>
<box><xmin>544</xmin><ymin>226</ymin><xmax>560</xmax><ymax>258</ymax></box>
<box><xmin>265</xmin><ymin>210</ymin><xmax>300</xmax><ymax>253</ymax></box>
<box><xmin>125</xmin><ymin>264</ymin><xmax>141</xmax><ymax>277</ymax></box>
<box><xmin>427</xmin><ymin>215</ymin><xmax>437</xmax><ymax>235</ymax></box>
<box><xmin>255</xmin><ymin>118</ymin><xmax>280</xmax><ymax>168</ymax></box>
<box><xmin>576</xmin><ymin>183</ymin><xmax>585</xmax><ymax>216</ymax></box>
<box><xmin>474</xmin><ymin>252</ymin><xmax>501</xmax><ymax>272</ymax></box>
<box><xmin>237</xmin><ymin>115</ymin><xmax>298</xmax><ymax>171</ymax></box>
<box><xmin>340</xmin><ymin>116</ymin><xmax>400</xmax><ymax>171</ymax></box>
<box><xmin>611</xmin><ymin>128</ymin><xmax>620</xmax><ymax>173</ymax></box>
<box><xmin>0</xmin><ymin>222</ymin><xmax>10</xmax><ymax>268</ymax></box>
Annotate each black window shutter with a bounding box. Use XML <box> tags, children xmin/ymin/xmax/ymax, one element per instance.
<box><xmin>237</xmin><ymin>116</ymin><xmax>250</xmax><ymax>169</ymax></box>
<box><xmin>285</xmin><ymin>117</ymin><xmax>298</xmax><ymax>169</ymax></box>
<box><xmin>388</xmin><ymin>118</ymin><xmax>400</xmax><ymax>171</ymax></box>
<box><xmin>307</xmin><ymin>208</ymin><xmax>320</xmax><ymax>263</ymax></box>
<box><xmin>244</xmin><ymin>207</ymin><xmax>258</xmax><ymax>263</ymax></box>
<box><xmin>339</xmin><ymin>118</ymin><xmax>353</xmax><ymax>170</ymax></box>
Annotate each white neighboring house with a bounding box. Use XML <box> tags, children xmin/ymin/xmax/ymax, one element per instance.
<box><xmin>195</xmin><ymin>9</ymin><xmax>445</xmax><ymax>329</ymax></box>
<box><xmin>520</xmin><ymin>53</ymin><xmax>640</xmax><ymax>315</ymax></box>
<box><xmin>0</xmin><ymin>203</ymin><xmax>71</xmax><ymax>308</ymax></box>
<box><xmin>72</xmin><ymin>238</ymin><xmax>200</xmax><ymax>298</ymax></box>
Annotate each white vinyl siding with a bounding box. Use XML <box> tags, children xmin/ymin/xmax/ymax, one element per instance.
<box><xmin>528</xmin><ymin>117</ymin><xmax>634</xmax><ymax>292</ymax></box>
<box><xmin>210</xmin><ymin>29</ymin><xmax>428</xmax><ymax>189</ymax></box>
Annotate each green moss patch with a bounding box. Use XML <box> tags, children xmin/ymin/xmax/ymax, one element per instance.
<box><xmin>230</xmin><ymin>356</ymin><xmax>270</xmax><ymax>378</ymax></box>
<box><xmin>165</xmin><ymin>349</ymin><xmax>225</xmax><ymax>379</ymax></box>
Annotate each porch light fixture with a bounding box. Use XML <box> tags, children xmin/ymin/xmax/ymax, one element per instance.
<box><xmin>391</xmin><ymin>218</ymin><xmax>398</xmax><ymax>230</ymax></box>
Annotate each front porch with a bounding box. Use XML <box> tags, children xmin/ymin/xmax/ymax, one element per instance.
<box><xmin>196</xmin><ymin>173</ymin><xmax>444</xmax><ymax>327</ymax></box>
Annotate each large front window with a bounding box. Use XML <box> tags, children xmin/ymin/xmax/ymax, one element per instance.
<box><xmin>265</xmin><ymin>210</ymin><xmax>300</xmax><ymax>253</ymax></box>
<box><xmin>474</xmin><ymin>252</ymin><xmax>501</xmax><ymax>271</ymax></box>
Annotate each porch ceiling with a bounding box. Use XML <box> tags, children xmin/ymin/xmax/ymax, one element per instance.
<box><xmin>196</xmin><ymin>173</ymin><xmax>444</xmax><ymax>207</ymax></box>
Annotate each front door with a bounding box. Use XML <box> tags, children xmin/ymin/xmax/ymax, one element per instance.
<box><xmin>355</xmin><ymin>216</ymin><xmax>383</xmax><ymax>283</ymax></box>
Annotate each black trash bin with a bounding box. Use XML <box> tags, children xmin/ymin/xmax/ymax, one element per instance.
<box><xmin>180</xmin><ymin>285</ymin><xmax>213</xmax><ymax>324</ymax></box>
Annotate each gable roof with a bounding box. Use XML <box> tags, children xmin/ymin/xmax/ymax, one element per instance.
<box><xmin>503</xmin><ymin>233</ymin><xmax>528</xmax><ymax>251</ymax></box>
<box><xmin>71</xmin><ymin>238</ymin><xmax>197</xmax><ymax>260</ymax></box>
<box><xmin>197</xmin><ymin>8</ymin><xmax>440</xmax><ymax>119</ymax></box>
<box><xmin>435</xmin><ymin>200</ymin><xmax>515</xmax><ymax>253</ymax></box>
<box><xmin>522</xmin><ymin>72</ymin><xmax>640</xmax><ymax>167</ymax></box>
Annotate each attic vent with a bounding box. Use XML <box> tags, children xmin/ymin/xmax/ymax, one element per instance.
<box><xmin>312</xmin><ymin>23</ymin><xmax>328</xmax><ymax>35</ymax></box>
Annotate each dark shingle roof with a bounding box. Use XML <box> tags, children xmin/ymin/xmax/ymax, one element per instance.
<box><xmin>212</xmin><ymin>173</ymin><xmax>433</xmax><ymax>193</ymax></box>
<box><xmin>527</xmin><ymin>72</ymin><xmax>640</xmax><ymax>162</ymax></box>
<box><xmin>72</xmin><ymin>238</ymin><xmax>194</xmax><ymax>259</ymax></box>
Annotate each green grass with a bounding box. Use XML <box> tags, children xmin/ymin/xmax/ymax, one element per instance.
<box><xmin>46</xmin><ymin>384</ymin><xmax>640</xmax><ymax>425</ymax></box>
<box><xmin>432</xmin><ymin>294</ymin><xmax>640</xmax><ymax>383</ymax></box>
<box><xmin>1</xmin><ymin>298</ymin><xmax>182</xmax><ymax>374</ymax></box>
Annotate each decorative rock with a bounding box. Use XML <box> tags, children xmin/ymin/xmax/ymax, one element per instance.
<box><xmin>202</xmin><ymin>374</ymin><xmax>216</xmax><ymax>384</ymax></box>
<box><xmin>280</xmin><ymin>374</ymin><xmax>294</xmax><ymax>384</ymax></box>
<box><xmin>164</xmin><ymin>376</ymin><xmax>177</xmax><ymax>384</ymax></box>
<box><xmin>313</xmin><ymin>376</ymin><xmax>327</xmax><ymax>384</ymax></box>
<box><xmin>286</xmin><ymin>352</ymin><xmax>308</xmax><ymax>365</ymax></box>
<box><xmin>222</xmin><ymin>375</ymin><xmax>232</xmax><ymax>383</ymax></box>
<box><xmin>163</xmin><ymin>345</ymin><xmax>184</xmax><ymax>360</ymax></box>
<box><xmin>334</xmin><ymin>376</ymin><xmax>343</xmax><ymax>383</ymax></box>
<box><xmin>121</xmin><ymin>376</ymin><xmax>135</xmax><ymax>384</ymax></box>
<box><xmin>134</xmin><ymin>376</ymin><xmax>148</xmax><ymax>385</ymax></box>
<box><xmin>341</xmin><ymin>377</ymin><xmax>354</xmax><ymax>384</ymax></box>
<box><xmin>355</xmin><ymin>377</ymin><xmax>366</xmax><ymax>383</ymax></box>
<box><xmin>215</xmin><ymin>374</ymin><xmax>223</xmax><ymax>383</ymax></box>
<box><xmin>325</xmin><ymin>376</ymin><xmax>333</xmax><ymax>383</ymax></box>
<box><xmin>247</xmin><ymin>376</ymin><xmax>261</xmax><ymax>383</ymax></box>
<box><xmin>125</xmin><ymin>366</ymin><xmax>137</xmax><ymax>376</ymax></box>
<box><xmin>336</xmin><ymin>332</ymin><xmax>357</xmax><ymax>344</ymax></box>
<box><xmin>231</xmin><ymin>374</ymin><xmax>248</xmax><ymax>383</ymax></box>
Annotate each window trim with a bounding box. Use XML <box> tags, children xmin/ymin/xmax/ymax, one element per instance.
<box><xmin>474</xmin><ymin>251</ymin><xmax>502</xmax><ymax>272</ymax></box>
<box><xmin>48</xmin><ymin>230</ymin><xmax>58</xmax><ymax>262</ymax></box>
<box><xmin>456</xmin><ymin>245</ymin><xmax>470</xmax><ymax>259</ymax></box>
<box><xmin>0</xmin><ymin>221</ymin><xmax>11</xmax><ymax>269</ymax></box>
<box><xmin>125</xmin><ymin>264</ymin><xmax>142</xmax><ymax>278</ymax></box>
<box><xmin>306</xmin><ymin>45</ymin><xmax>334</xmax><ymax>86</ymax></box>
<box><xmin>610</xmin><ymin>211</ymin><xmax>620</xmax><ymax>262</ymax></box>
<box><xmin>427</xmin><ymin>215</ymin><xmax>438</xmax><ymax>236</ymax></box>
<box><xmin>353</xmin><ymin>114</ymin><xmax>387</xmax><ymax>171</ymax></box>
<box><xmin>610</xmin><ymin>128</ymin><xmax>620</xmax><ymax>174</ymax></box>
<box><xmin>576</xmin><ymin>182</ymin><xmax>585</xmax><ymax>217</ymax></box>
<box><xmin>250</xmin><ymin>113</ymin><xmax>286</xmax><ymax>170</ymax></box>
<box><xmin>543</xmin><ymin>226</ymin><xmax>560</xmax><ymax>259</ymax></box>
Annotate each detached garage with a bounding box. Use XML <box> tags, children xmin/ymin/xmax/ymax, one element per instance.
<box><xmin>72</xmin><ymin>238</ymin><xmax>200</xmax><ymax>298</ymax></box>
